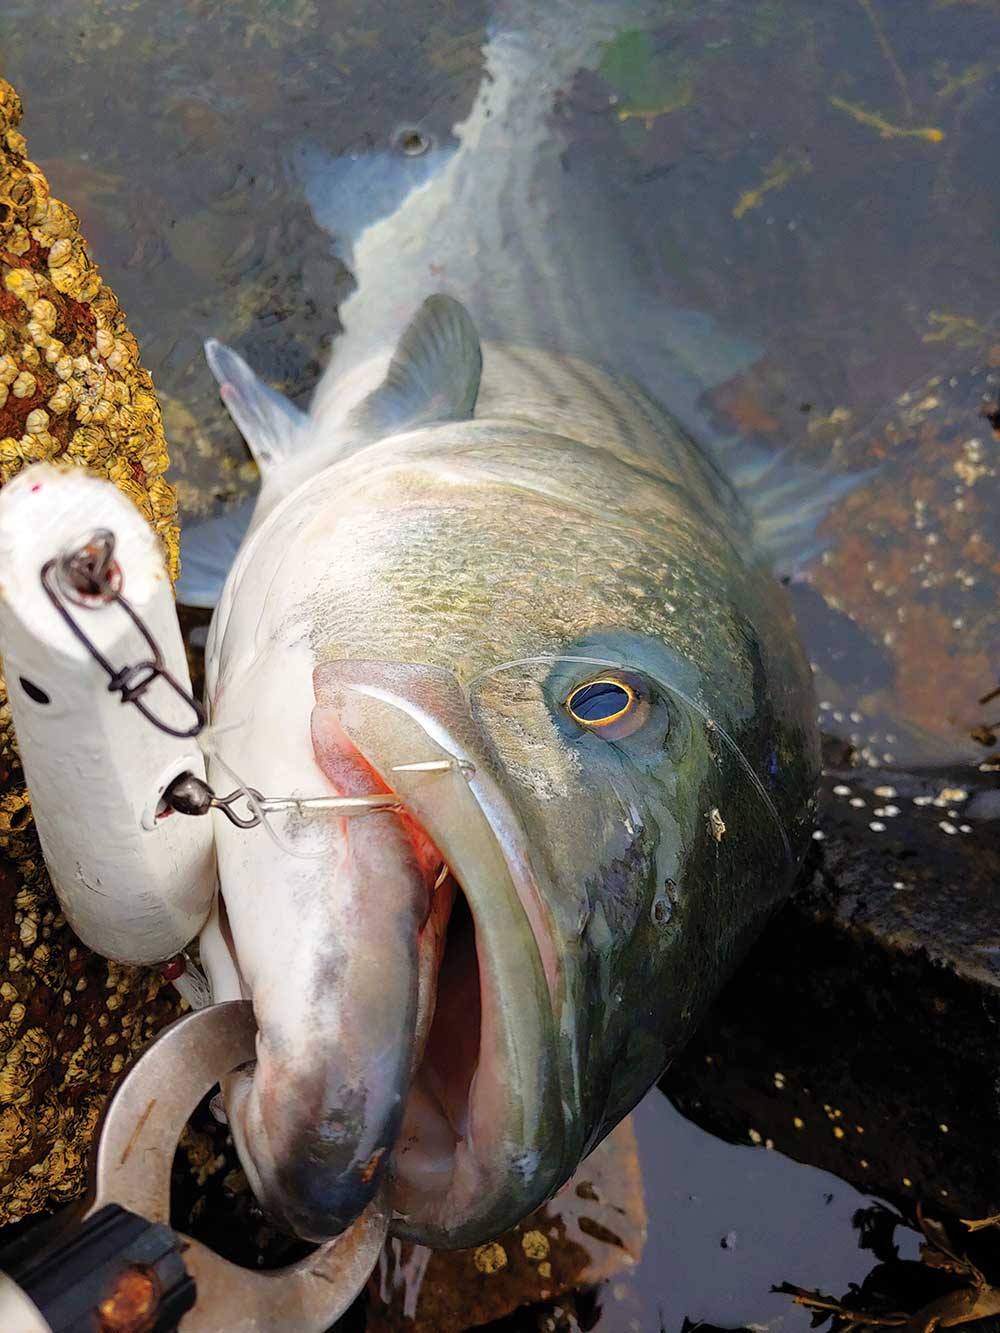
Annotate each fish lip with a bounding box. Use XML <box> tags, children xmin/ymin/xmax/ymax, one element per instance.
<box><xmin>211</xmin><ymin>705</ymin><xmax>434</xmax><ymax>1244</ymax></box>
<box><xmin>391</xmin><ymin>802</ymin><xmax>566</xmax><ymax>1246</ymax></box>
<box><xmin>312</xmin><ymin>662</ymin><xmax>569</xmax><ymax>1245</ymax></box>
<box><xmin>225</xmin><ymin>1045</ymin><xmax>401</xmax><ymax>1242</ymax></box>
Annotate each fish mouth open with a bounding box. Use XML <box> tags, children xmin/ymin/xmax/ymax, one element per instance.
<box><xmin>217</xmin><ymin>661</ymin><xmax>566</xmax><ymax>1250</ymax></box>
<box><xmin>394</xmin><ymin>849</ymin><xmax>503</xmax><ymax>1228</ymax></box>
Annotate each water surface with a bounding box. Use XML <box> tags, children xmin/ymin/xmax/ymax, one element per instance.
<box><xmin>2</xmin><ymin>1</ymin><xmax>998</xmax><ymax>1325</ymax></box>
<box><xmin>3</xmin><ymin>0</ymin><xmax>998</xmax><ymax>761</ymax></box>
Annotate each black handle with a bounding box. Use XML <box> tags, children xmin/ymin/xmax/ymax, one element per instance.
<box><xmin>0</xmin><ymin>1204</ymin><xmax>195</xmax><ymax>1332</ymax></box>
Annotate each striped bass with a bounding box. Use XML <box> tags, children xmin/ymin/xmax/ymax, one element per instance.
<box><xmin>178</xmin><ymin>0</ymin><xmax>840</xmax><ymax>1254</ymax></box>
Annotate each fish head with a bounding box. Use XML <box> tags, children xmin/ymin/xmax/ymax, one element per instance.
<box><xmin>452</xmin><ymin>634</ymin><xmax>803</xmax><ymax>1154</ymax></box>
<box><xmin>206</xmin><ymin>640</ymin><xmax>573</xmax><ymax>1250</ymax></box>
<box><xmin>206</xmin><ymin>565</ymin><xmax>803</xmax><ymax>1250</ymax></box>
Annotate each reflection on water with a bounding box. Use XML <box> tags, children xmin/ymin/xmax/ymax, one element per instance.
<box><xmin>367</xmin><ymin>1087</ymin><xmax>928</xmax><ymax>1330</ymax></box>
<box><xmin>2</xmin><ymin>0</ymin><xmax>998</xmax><ymax>1324</ymax></box>
<box><xmin>589</xmin><ymin>1090</ymin><xmax>921</xmax><ymax>1333</ymax></box>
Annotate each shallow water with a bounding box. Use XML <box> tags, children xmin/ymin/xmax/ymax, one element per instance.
<box><xmin>582</xmin><ymin>1089</ymin><xmax>923</xmax><ymax>1333</ymax></box>
<box><xmin>3</xmin><ymin>0</ymin><xmax>998</xmax><ymax>763</ymax></box>
<box><xmin>2</xmin><ymin>1</ymin><xmax>998</xmax><ymax>1326</ymax></box>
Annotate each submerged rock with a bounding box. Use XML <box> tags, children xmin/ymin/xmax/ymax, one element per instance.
<box><xmin>0</xmin><ymin>77</ymin><xmax>182</xmax><ymax>1225</ymax></box>
<box><xmin>664</xmin><ymin>755</ymin><xmax>1000</xmax><ymax>1221</ymax></box>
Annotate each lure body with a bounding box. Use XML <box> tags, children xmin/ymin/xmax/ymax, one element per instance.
<box><xmin>0</xmin><ymin>465</ymin><xmax>215</xmax><ymax>964</ymax></box>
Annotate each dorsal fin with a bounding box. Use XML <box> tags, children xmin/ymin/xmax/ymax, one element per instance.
<box><xmin>346</xmin><ymin>295</ymin><xmax>482</xmax><ymax>439</ymax></box>
<box><xmin>205</xmin><ymin>338</ymin><xmax>308</xmax><ymax>473</ymax></box>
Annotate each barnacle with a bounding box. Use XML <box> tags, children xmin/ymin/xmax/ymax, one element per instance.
<box><xmin>45</xmin><ymin>237</ymin><xmax>73</xmax><ymax>268</ymax></box>
<box><xmin>5</xmin><ymin>226</ymin><xmax>30</xmax><ymax>258</ymax></box>
<box><xmin>0</xmin><ymin>77</ymin><xmax>182</xmax><ymax>1225</ymax></box>
<box><xmin>29</xmin><ymin>299</ymin><xmax>56</xmax><ymax>333</ymax></box>
<box><xmin>47</xmin><ymin>383</ymin><xmax>73</xmax><ymax>414</ymax></box>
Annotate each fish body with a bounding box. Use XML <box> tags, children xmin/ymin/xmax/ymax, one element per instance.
<box><xmin>187</xmin><ymin>0</ymin><xmax>824</xmax><ymax>1254</ymax></box>
<box><xmin>197</xmin><ymin>300</ymin><xmax>819</xmax><ymax>1248</ymax></box>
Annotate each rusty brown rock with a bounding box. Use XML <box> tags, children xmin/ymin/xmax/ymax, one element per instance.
<box><xmin>700</xmin><ymin>346</ymin><xmax>1000</xmax><ymax>762</ymax></box>
<box><xmin>810</xmin><ymin>362</ymin><xmax>1000</xmax><ymax>756</ymax></box>
<box><xmin>366</xmin><ymin>1116</ymin><xmax>646</xmax><ymax>1332</ymax></box>
<box><xmin>0</xmin><ymin>77</ymin><xmax>182</xmax><ymax>1225</ymax></box>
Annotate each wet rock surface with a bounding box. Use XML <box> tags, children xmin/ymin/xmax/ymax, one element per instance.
<box><xmin>709</xmin><ymin>353</ymin><xmax>1000</xmax><ymax>768</ymax></box>
<box><xmin>0</xmin><ymin>77</ymin><xmax>182</xmax><ymax>1226</ymax></box>
<box><xmin>663</xmin><ymin>752</ymin><xmax>1000</xmax><ymax>1222</ymax></box>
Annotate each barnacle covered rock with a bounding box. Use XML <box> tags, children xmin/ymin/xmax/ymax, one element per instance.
<box><xmin>0</xmin><ymin>77</ymin><xmax>181</xmax><ymax>1225</ymax></box>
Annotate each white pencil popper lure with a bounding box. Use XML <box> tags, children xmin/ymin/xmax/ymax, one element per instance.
<box><xmin>0</xmin><ymin>463</ymin><xmax>216</xmax><ymax>965</ymax></box>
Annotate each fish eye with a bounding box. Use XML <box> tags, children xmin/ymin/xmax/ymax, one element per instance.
<box><xmin>567</xmin><ymin>679</ymin><xmax>633</xmax><ymax>724</ymax></box>
<box><xmin>564</xmin><ymin>674</ymin><xmax>649</xmax><ymax>739</ymax></box>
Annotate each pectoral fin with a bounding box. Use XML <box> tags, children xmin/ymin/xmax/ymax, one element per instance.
<box><xmin>205</xmin><ymin>338</ymin><xmax>309</xmax><ymax>473</ymax></box>
<box><xmin>176</xmin><ymin>497</ymin><xmax>254</xmax><ymax>608</ymax></box>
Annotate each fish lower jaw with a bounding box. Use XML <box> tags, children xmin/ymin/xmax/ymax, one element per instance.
<box><xmin>216</xmin><ymin>857</ymin><xmax>533</xmax><ymax>1247</ymax></box>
